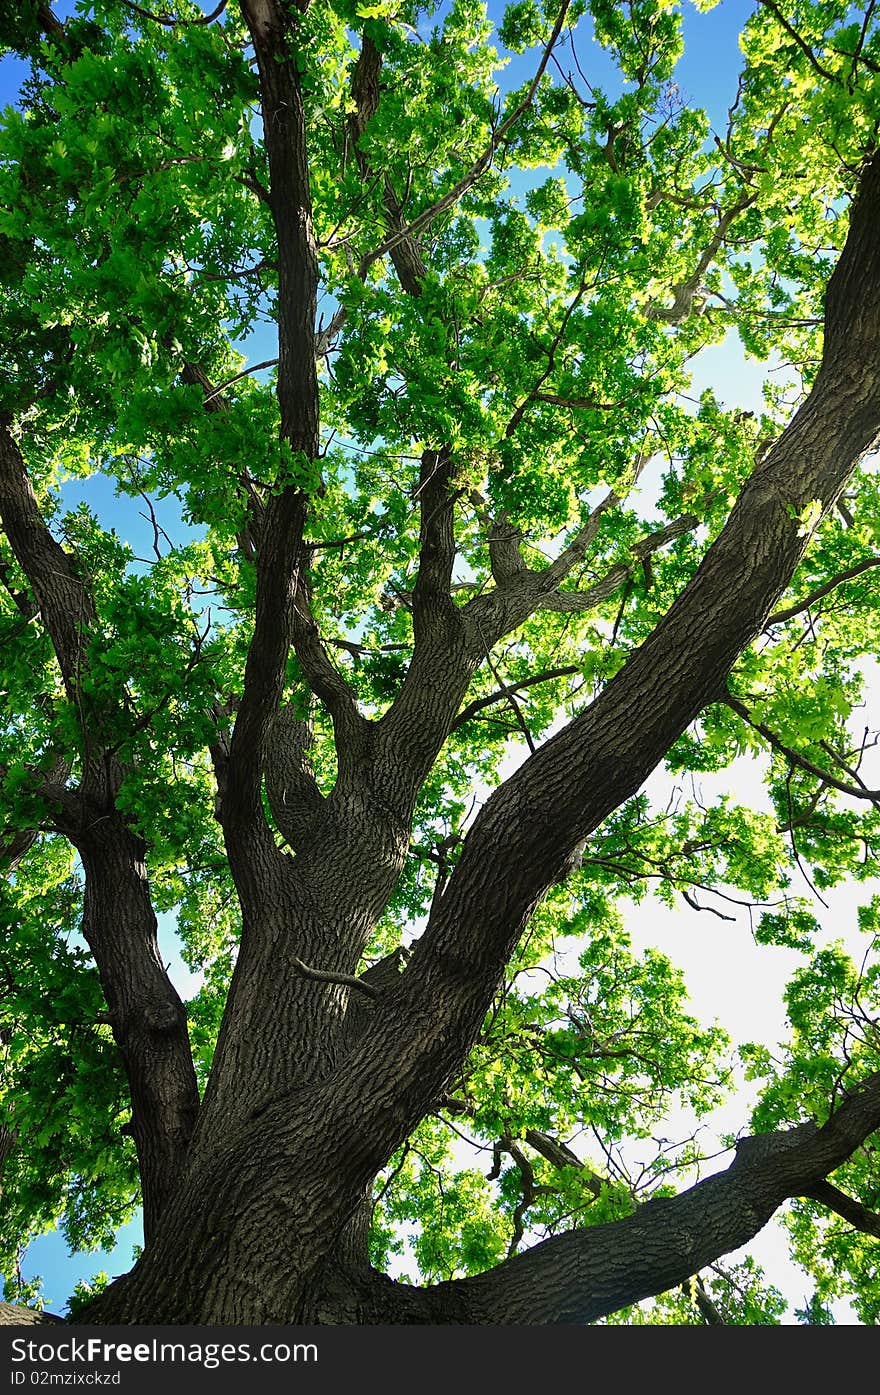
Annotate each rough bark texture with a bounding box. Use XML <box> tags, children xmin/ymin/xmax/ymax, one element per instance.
<box><xmin>0</xmin><ymin>1303</ymin><xmax>63</xmax><ymax>1326</ymax></box>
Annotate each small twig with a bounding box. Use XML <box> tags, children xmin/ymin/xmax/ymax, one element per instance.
<box><xmin>201</xmin><ymin>359</ymin><xmax>279</xmax><ymax>403</ymax></box>
<box><xmin>290</xmin><ymin>955</ymin><xmax>381</xmax><ymax>999</ymax></box>
<box><xmin>118</xmin><ymin>0</ymin><xmax>227</xmax><ymax>26</ymax></box>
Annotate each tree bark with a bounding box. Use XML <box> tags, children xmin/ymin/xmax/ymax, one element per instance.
<box><xmin>71</xmin><ymin>152</ymin><xmax>880</xmax><ymax>1326</ymax></box>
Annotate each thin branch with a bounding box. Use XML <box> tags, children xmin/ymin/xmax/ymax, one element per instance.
<box><xmin>681</xmin><ymin>888</ymin><xmax>736</xmax><ymax>922</ymax></box>
<box><xmin>721</xmin><ymin>689</ymin><xmax>880</xmax><ymax>807</ymax></box>
<box><xmin>531</xmin><ymin>392</ymin><xmax>622</xmax><ymax>411</ymax></box>
<box><xmin>201</xmin><ymin>359</ymin><xmax>279</xmax><ymax>403</ymax></box>
<box><xmin>356</xmin><ymin>0</ymin><xmax>574</xmax><ymax>281</ymax></box>
<box><xmin>473</xmin><ymin>628</ymin><xmax>537</xmax><ymax>754</ymax></box>
<box><xmin>117</xmin><ymin>0</ymin><xmax>227</xmax><ymax>27</ymax></box>
<box><xmin>766</xmin><ymin>557</ymin><xmax>880</xmax><ymax>625</ymax></box>
<box><xmin>754</xmin><ymin>0</ymin><xmax>838</xmax><ymax>82</ymax></box>
<box><xmin>692</xmin><ymin>1278</ymin><xmax>726</xmax><ymax>1325</ymax></box>
<box><xmin>452</xmin><ymin>665</ymin><xmax>579</xmax><ymax>731</ymax></box>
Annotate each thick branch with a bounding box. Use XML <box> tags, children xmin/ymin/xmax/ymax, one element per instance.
<box><xmin>76</xmin><ymin>817</ymin><xmax>200</xmax><ymax>1241</ymax></box>
<box><xmin>413</xmin><ymin>450</ymin><xmax>458</xmax><ymax>626</ymax></box>
<box><xmin>290</xmin><ymin>575</ymin><xmax>363</xmax><ymax>737</ymax></box>
<box><xmin>375</xmin><ymin>451</ymin><xmax>472</xmax><ymax>814</ymax></box>
<box><xmin>240</xmin><ymin>1</ymin><xmax>318</xmax><ymax>454</ymax></box>
<box><xmin>467</xmin><ymin>486</ymin><xmax>702</xmax><ymax>638</ymax></box>
<box><xmin>0</xmin><ymin>423</ymin><xmax>97</xmax><ymax>705</ymax></box>
<box><xmin>223</xmin><ymin>1</ymin><xmax>320</xmax><ymax>837</ymax></box>
<box><xmin>0</xmin><ymin>436</ymin><xmax>199</xmax><ymax>1229</ymax></box>
<box><xmin>263</xmin><ymin>703</ymin><xmax>324</xmax><ymax>852</ymax></box>
<box><xmin>802</xmin><ymin>1178</ymin><xmax>880</xmax><ymax>1238</ymax></box>
<box><xmin>441</xmin><ymin>1074</ymin><xmax>880</xmax><ymax>1322</ymax></box>
<box><xmin>310</xmin><ymin>153</ymin><xmax>880</xmax><ymax>1194</ymax></box>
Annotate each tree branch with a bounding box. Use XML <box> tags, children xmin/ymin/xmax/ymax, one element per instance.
<box><xmin>263</xmin><ymin>703</ymin><xmax>324</xmax><ymax>853</ymax></box>
<box><xmin>803</xmin><ymin>1178</ymin><xmax>880</xmax><ymax>1238</ymax></box>
<box><xmin>766</xmin><ymin>556</ymin><xmax>880</xmax><ymax>625</ymax></box>
<box><xmin>721</xmin><ymin>688</ymin><xmax>880</xmax><ymax>807</ymax></box>
<box><xmin>117</xmin><ymin>0</ymin><xmax>227</xmax><ymax>27</ymax></box>
<box><xmin>439</xmin><ymin>1074</ymin><xmax>880</xmax><ymax>1322</ymax></box>
<box><xmin>0</xmin><ymin>423</ymin><xmax>97</xmax><ymax>707</ymax></box>
<box><xmin>466</xmin><ymin>483</ymin><xmax>703</xmax><ymax>641</ymax></box>
<box><xmin>290</xmin><ymin>574</ymin><xmax>364</xmax><ymax>738</ymax></box>
<box><xmin>348</xmin><ymin>35</ymin><xmax>428</xmax><ymax>298</ymax></box>
<box><xmin>754</xmin><ymin>0</ymin><xmax>837</xmax><ymax>83</ymax></box>
<box><xmin>222</xmin><ymin>0</ymin><xmax>321</xmax><ymax>837</ymax></box>
<box><xmin>356</xmin><ymin>0</ymin><xmax>574</xmax><ymax>282</ymax></box>
<box><xmin>452</xmin><ymin>665</ymin><xmax>579</xmax><ymax>731</ymax></box>
<box><xmin>648</xmin><ymin>196</ymin><xmax>756</xmax><ymax>324</ymax></box>
<box><xmin>692</xmin><ymin>1278</ymin><xmax>726</xmax><ymax>1325</ymax></box>
<box><xmin>291</xmin><ymin>955</ymin><xmax>381</xmax><ymax>999</ymax></box>
<box><xmin>524</xmin><ymin>1128</ymin><xmax>604</xmax><ymax>1198</ymax></box>
<box><xmin>310</xmin><ymin>154</ymin><xmax>880</xmax><ymax>1200</ymax></box>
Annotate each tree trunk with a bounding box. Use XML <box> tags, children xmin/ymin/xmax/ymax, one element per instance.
<box><xmin>71</xmin><ymin>151</ymin><xmax>880</xmax><ymax>1327</ymax></box>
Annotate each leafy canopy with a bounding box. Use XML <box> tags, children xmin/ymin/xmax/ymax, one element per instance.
<box><xmin>2</xmin><ymin>0</ymin><xmax>880</xmax><ymax>1323</ymax></box>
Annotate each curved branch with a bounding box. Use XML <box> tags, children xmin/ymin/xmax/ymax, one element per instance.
<box><xmin>766</xmin><ymin>556</ymin><xmax>880</xmax><ymax>625</ymax></box>
<box><xmin>439</xmin><ymin>1073</ymin><xmax>880</xmax><ymax>1323</ymax></box>
<box><xmin>291</xmin><ymin>956</ymin><xmax>381</xmax><ymax>999</ymax></box>
<box><xmin>117</xmin><ymin>0</ymin><xmax>227</xmax><ymax>26</ymax></box>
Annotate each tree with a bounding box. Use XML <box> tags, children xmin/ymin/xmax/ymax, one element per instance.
<box><xmin>2</xmin><ymin>0</ymin><xmax>880</xmax><ymax>1327</ymax></box>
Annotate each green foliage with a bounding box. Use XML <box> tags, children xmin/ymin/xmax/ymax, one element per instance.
<box><xmin>0</xmin><ymin>845</ymin><xmax>140</xmax><ymax>1273</ymax></box>
<box><xmin>66</xmin><ymin>1270</ymin><xmax>110</xmax><ymax>1319</ymax></box>
<box><xmin>2</xmin><ymin>0</ymin><xmax>880</xmax><ymax>1323</ymax></box>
